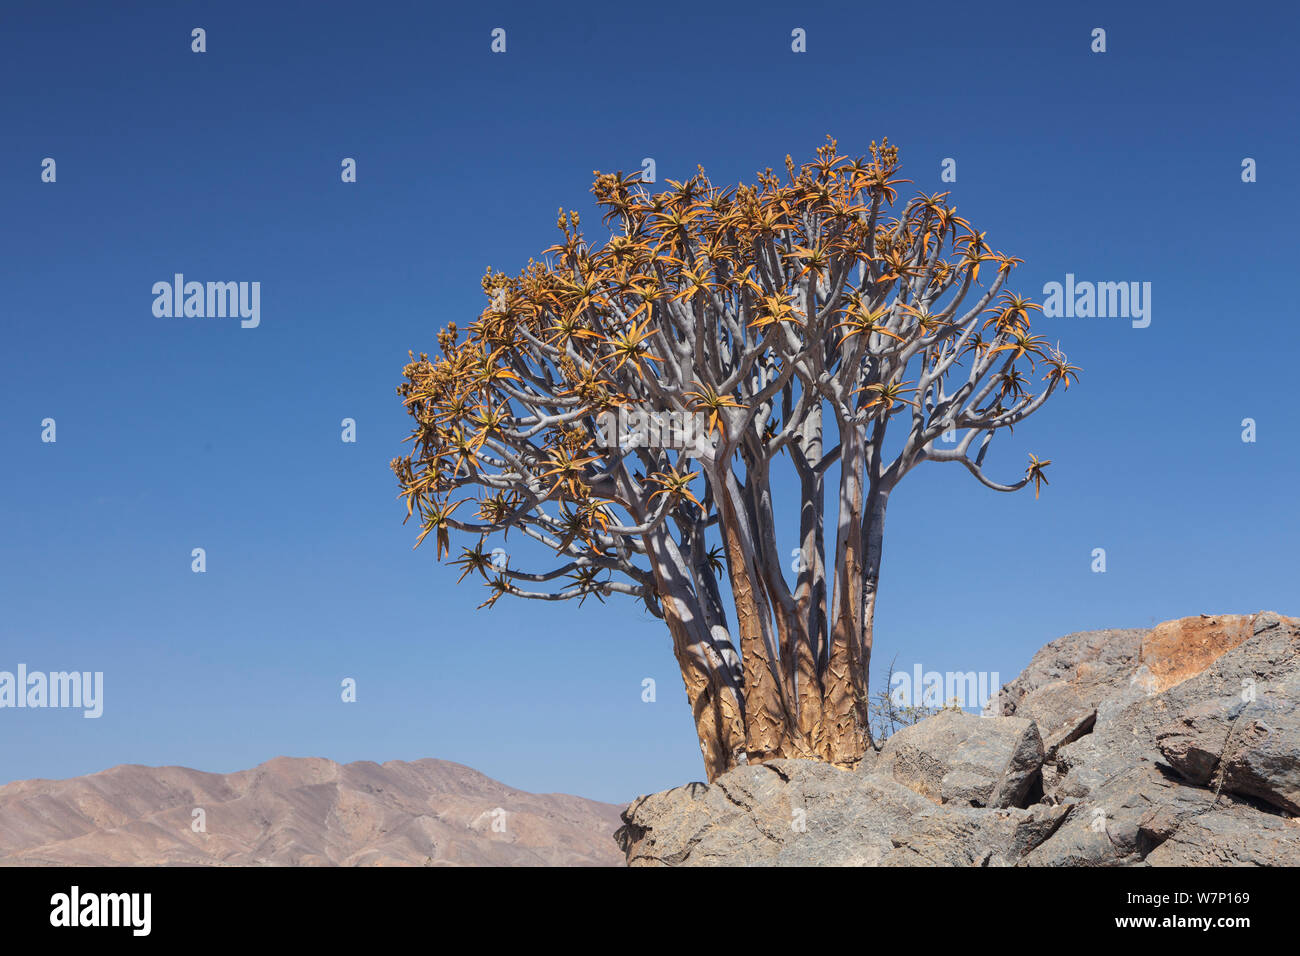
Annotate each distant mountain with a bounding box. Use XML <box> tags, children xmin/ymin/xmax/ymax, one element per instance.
<box><xmin>0</xmin><ymin>757</ymin><xmax>624</xmax><ymax>866</ymax></box>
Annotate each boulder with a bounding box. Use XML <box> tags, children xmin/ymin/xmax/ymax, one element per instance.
<box><xmin>616</xmin><ymin>758</ymin><xmax>934</xmax><ymax>866</ymax></box>
<box><xmin>1156</xmin><ymin>675</ymin><xmax>1300</xmax><ymax>815</ymax></box>
<box><xmin>880</xmin><ymin>803</ymin><xmax>1072</xmax><ymax>867</ymax></box>
<box><xmin>873</xmin><ymin>710</ymin><xmax>1044</xmax><ymax>809</ymax></box>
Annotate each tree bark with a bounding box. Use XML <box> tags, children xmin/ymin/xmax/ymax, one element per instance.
<box><xmin>822</xmin><ymin>432</ymin><xmax>868</xmax><ymax>764</ymax></box>
<box><xmin>792</xmin><ymin>404</ymin><xmax>828</xmax><ymax>753</ymax></box>
<box><xmin>714</xmin><ymin>466</ymin><xmax>791</xmax><ymax>763</ymax></box>
<box><xmin>648</xmin><ymin>531</ymin><xmax>746</xmax><ymax>781</ymax></box>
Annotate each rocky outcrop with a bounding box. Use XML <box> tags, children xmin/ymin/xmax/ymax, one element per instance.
<box><xmin>617</xmin><ymin>760</ymin><xmax>933</xmax><ymax>866</ymax></box>
<box><xmin>618</xmin><ymin>611</ymin><xmax>1300</xmax><ymax>866</ymax></box>
<box><xmin>615</xmin><ymin>757</ymin><xmax>1071</xmax><ymax>866</ymax></box>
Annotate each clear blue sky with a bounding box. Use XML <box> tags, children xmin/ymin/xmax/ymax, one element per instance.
<box><xmin>2</xmin><ymin>0</ymin><xmax>1296</xmax><ymax>804</ymax></box>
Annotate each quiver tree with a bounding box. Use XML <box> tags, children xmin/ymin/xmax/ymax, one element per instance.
<box><xmin>392</xmin><ymin>138</ymin><xmax>1078</xmax><ymax>781</ymax></box>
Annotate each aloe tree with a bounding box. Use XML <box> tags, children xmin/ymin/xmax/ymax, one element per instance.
<box><xmin>391</xmin><ymin>138</ymin><xmax>1078</xmax><ymax>781</ymax></box>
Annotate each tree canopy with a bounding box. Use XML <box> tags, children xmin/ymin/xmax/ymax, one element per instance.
<box><xmin>392</xmin><ymin>137</ymin><xmax>1078</xmax><ymax>780</ymax></box>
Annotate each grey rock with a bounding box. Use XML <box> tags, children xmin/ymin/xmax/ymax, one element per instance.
<box><xmin>617</xmin><ymin>759</ymin><xmax>934</xmax><ymax>866</ymax></box>
<box><xmin>617</xmin><ymin>757</ymin><xmax>1067</xmax><ymax>867</ymax></box>
<box><xmin>621</xmin><ymin>612</ymin><xmax>1300</xmax><ymax>867</ymax></box>
<box><xmin>881</xmin><ymin>803</ymin><xmax>1072</xmax><ymax>867</ymax></box>
<box><xmin>1143</xmin><ymin>806</ymin><xmax>1300</xmax><ymax>866</ymax></box>
<box><xmin>1156</xmin><ymin>677</ymin><xmax>1300</xmax><ymax>815</ymax></box>
<box><xmin>874</xmin><ymin>710</ymin><xmax>1044</xmax><ymax>809</ymax></box>
<box><xmin>984</xmin><ymin>627</ymin><xmax>1147</xmax><ymax>740</ymax></box>
<box><xmin>1020</xmin><ymin>765</ymin><xmax>1220</xmax><ymax>866</ymax></box>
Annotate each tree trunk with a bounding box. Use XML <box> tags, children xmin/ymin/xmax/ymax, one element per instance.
<box><xmin>856</xmin><ymin>486</ymin><xmax>889</xmax><ymax>751</ymax></box>
<box><xmin>716</xmin><ymin>485</ymin><xmax>790</xmax><ymax>763</ymax></box>
<box><xmin>648</xmin><ymin>531</ymin><xmax>747</xmax><ymax>781</ymax></box>
<box><xmin>747</xmin><ymin>465</ymin><xmax>819</xmax><ymax>759</ymax></box>
<box><xmin>792</xmin><ymin>405</ymin><xmax>828</xmax><ymax>753</ymax></box>
<box><xmin>662</xmin><ymin>603</ymin><xmax>745</xmax><ymax>781</ymax></box>
<box><xmin>822</xmin><ymin>433</ymin><xmax>868</xmax><ymax>764</ymax></box>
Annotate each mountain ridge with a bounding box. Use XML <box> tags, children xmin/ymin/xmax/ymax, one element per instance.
<box><xmin>0</xmin><ymin>756</ymin><xmax>624</xmax><ymax>867</ymax></box>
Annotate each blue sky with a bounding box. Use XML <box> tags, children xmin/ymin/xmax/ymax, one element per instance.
<box><xmin>1</xmin><ymin>0</ymin><xmax>1296</xmax><ymax>804</ymax></box>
